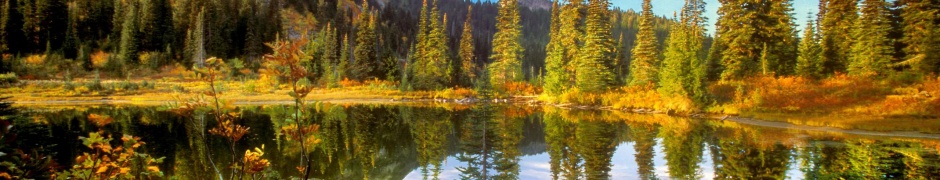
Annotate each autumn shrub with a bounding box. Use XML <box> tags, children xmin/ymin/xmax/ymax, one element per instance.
<box><xmin>709</xmin><ymin>74</ymin><xmax>889</xmax><ymax>113</ymax></box>
<box><xmin>436</xmin><ymin>87</ymin><xmax>476</xmax><ymax>99</ymax></box>
<box><xmin>501</xmin><ymin>81</ymin><xmax>541</xmax><ymax>96</ymax></box>
<box><xmin>339</xmin><ymin>77</ymin><xmax>362</xmax><ymax>88</ymax></box>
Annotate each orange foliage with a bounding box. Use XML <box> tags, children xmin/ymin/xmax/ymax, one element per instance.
<box><xmin>24</xmin><ymin>55</ymin><xmax>45</xmax><ymax>65</ymax></box>
<box><xmin>502</xmin><ymin>82</ymin><xmax>541</xmax><ymax>96</ymax></box>
<box><xmin>91</xmin><ymin>51</ymin><xmax>110</xmax><ymax>68</ymax></box>
<box><xmin>339</xmin><ymin>78</ymin><xmax>362</xmax><ymax>87</ymax></box>
<box><xmin>710</xmin><ymin>74</ymin><xmax>887</xmax><ymax>113</ymax></box>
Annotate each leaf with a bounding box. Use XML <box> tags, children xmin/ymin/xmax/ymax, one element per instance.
<box><xmin>96</xmin><ymin>166</ymin><xmax>109</xmax><ymax>174</ymax></box>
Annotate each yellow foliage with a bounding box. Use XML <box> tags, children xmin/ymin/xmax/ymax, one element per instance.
<box><xmin>24</xmin><ymin>54</ymin><xmax>46</xmax><ymax>65</ymax></box>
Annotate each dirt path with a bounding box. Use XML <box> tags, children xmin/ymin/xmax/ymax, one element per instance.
<box><xmin>724</xmin><ymin>116</ymin><xmax>940</xmax><ymax>139</ymax></box>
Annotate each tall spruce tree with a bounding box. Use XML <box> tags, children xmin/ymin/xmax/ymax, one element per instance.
<box><xmin>413</xmin><ymin>0</ymin><xmax>451</xmax><ymax>90</ymax></box>
<box><xmin>796</xmin><ymin>13</ymin><xmax>823</xmax><ymax>78</ymax></box>
<box><xmin>488</xmin><ymin>0</ymin><xmax>525</xmax><ymax>90</ymax></box>
<box><xmin>188</xmin><ymin>9</ymin><xmax>206</xmax><ymax>68</ymax></box>
<box><xmin>899</xmin><ymin>0</ymin><xmax>939</xmax><ymax>74</ymax></box>
<box><xmin>576</xmin><ymin>0</ymin><xmax>616</xmax><ymax>92</ymax></box>
<box><xmin>819</xmin><ymin>0</ymin><xmax>859</xmax><ymax>74</ymax></box>
<box><xmin>119</xmin><ymin>1</ymin><xmax>139</xmax><ymax>64</ymax></box>
<box><xmin>629</xmin><ymin>0</ymin><xmax>659</xmax><ymax>86</ymax></box>
<box><xmin>848</xmin><ymin>0</ymin><xmax>894</xmax><ymax>77</ymax></box>
<box><xmin>560</xmin><ymin>0</ymin><xmax>586</xmax><ymax>85</ymax></box>
<box><xmin>458</xmin><ymin>5</ymin><xmax>476</xmax><ymax>87</ymax></box>
<box><xmin>352</xmin><ymin>0</ymin><xmax>377</xmax><ymax>80</ymax></box>
<box><xmin>659</xmin><ymin>0</ymin><xmax>709</xmax><ymax>104</ymax></box>
<box><xmin>543</xmin><ymin>0</ymin><xmax>567</xmax><ymax>96</ymax></box>
<box><xmin>716</xmin><ymin>0</ymin><xmax>797</xmax><ymax>80</ymax></box>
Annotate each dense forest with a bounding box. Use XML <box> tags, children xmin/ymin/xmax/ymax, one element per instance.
<box><xmin>0</xmin><ymin>0</ymin><xmax>938</xmax><ymax>103</ymax></box>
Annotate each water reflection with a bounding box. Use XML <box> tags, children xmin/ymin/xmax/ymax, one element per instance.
<box><xmin>14</xmin><ymin>105</ymin><xmax>940</xmax><ymax>179</ymax></box>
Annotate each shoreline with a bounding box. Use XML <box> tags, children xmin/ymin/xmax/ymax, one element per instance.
<box><xmin>9</xmin><ymin>96</ymin><xmax>940</xmax><ymax>139</ymax></box>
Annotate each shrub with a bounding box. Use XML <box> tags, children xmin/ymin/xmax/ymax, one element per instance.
<box><xmin>0</xmin><ymin>72</ymin><xmax>17</xmax><ymax>85</ymax></box>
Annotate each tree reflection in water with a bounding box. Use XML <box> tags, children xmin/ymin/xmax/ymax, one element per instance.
<box><xmin>13</xmin><ymin>105</ymin><xmax>940</xmax><ymax>179</ymax></box>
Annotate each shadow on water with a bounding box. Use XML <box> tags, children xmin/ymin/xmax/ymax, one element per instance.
<box><xmin>12</xmin><ymin>104</ymin><xmax>940</xmax><ymax>179</ymax></box>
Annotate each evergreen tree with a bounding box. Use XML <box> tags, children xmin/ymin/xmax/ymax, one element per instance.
<box><xmin>659</xmin><ymin>0</ymin><xmax>709</xmax><ymax>104</ymax></box>
<box><xmin>543</xmin><ymin>0</ymin><xmax>567</xmax><ymax>96</ymax></box>
<box><xmin>340</xmin><ymin>34</ymin><xmax>350</xmax><ymax>80</ymax></box>
<box><xmin>188</xmin><ymin>9</ymin><xmax>206</xmax><ymax>68</ymax></box>
<box><xmin>458</xmin><ymin>5</ymin><xmax>476</xmax><ymax>87</ymax></box>
<box><xmin>352</xmin><ymin>0</ymin><xmax>377</xmax><ymax>80</ymax></box>
<box><xmin>716</xmin><ymin>0</ymin><xmax>797</xmax><ymax>80</ymax></box>
<box><xmin>488</xmin><ymin>0</ymin><xmax>524</xmax><ymax>90</ymax></box>
<box><xmin>899</xmin><ymin>0</ymin><xmax>939</xmax><ymax>74</ymax></box>
<box><xmin>629</xmin><ymin>0</ymin><xmax>659</xmax><ymax>86</ymax></box>
<box><xmin>819</xmin><ymin>0</ymin><xmax>858</xmax><ymax>74</ymax></box>
<box><xmin>119</xmin><ymin>1</ymin><xmax>139</xmax><ymax>64</ymax></box>
<box><xmin>848</xmin><ymin>0</ymin><xmax>893</xmax><ymax>76</ymax></box>
<box><xmin>321</xmin><ymin>24</ymin><xmax>340</xmax><ymax>86</ymax></box>
<box><xmin>413</xmin><ymin>0</ymin><xmax>452</xmax><ymax>90</ymax></box>
<box><xmin>559</xmin><ymin>0</ymin><xmax>586</xmax><ymax>87</ymax></box>
<box><xmin>575</xmin><ymin>0</ymin><xmax>616</xmax><ymax>92</ymax></box>
<box><xmin>796</xmin><ymin>14</ymin><xmax>823</xmax><ymax>78</ymax></box>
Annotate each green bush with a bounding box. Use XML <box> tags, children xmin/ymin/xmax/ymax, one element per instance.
<box><xmin>0</xmin><ymin>72</ymin><xmax>18</xmax><ymax>85</ymax></box>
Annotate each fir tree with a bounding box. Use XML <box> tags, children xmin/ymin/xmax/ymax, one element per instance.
<box><xmin>848</xmin><ymin>0</ymin><xmax>893</xmax><ymax>76</ymax></box>
<box><xmin>543</xmin><ymin>0</ymin><xmax>567</xmax><ymax>96</ymax></box>
<box><xmin>629</xmin><ymin>0</ymin><xmax>659</xmax><ymax>86</ymax></box>
<box><xmin>576</xmin><ymin>0</ymin><xmax>616</xmax><ymax>92</ymax></box>
<box><xmin>339</xmin><ymin>34</ymin><xmax>350</xmax><ymax>80</ymax></box>
<box><xmin>899</xmin><ymin>0</ymin><xmax>939</xmax><ymax>74</ymax></box>
<box><xmin>321</xmin><ymin>24</ymin><xmax>340</xmax><ymax>87</ymax></box>
<box><xmin>488</xmin><ymin>0</ymin><xmax>525</xmax><ymax>90</ymax></box>
<box><xmin>716</xmin><ymin>0</ymin><xmax>797</xmax><ymax>80</ymax></box>
<box><xmin>119</xmin><ymin>1</ymin><xmax>139</xmax><ymax>64</ymax></box>
<box><xmin>458</xmin><ymin>5</ymin><xmax>476</xmax><ymax>87</ymax></box>
<box><xmin>352</xmin><ymin>0</ymin><xmax>377</xmax><ymax>80</ymax></box>
<box><xmin>819</xmin><ymin>0</ymin><xmax>858</xmax><ymax>74</ymax></box>
<box><xmin>796</xmin><ymin>14</ymin><xmax>823</xmax><ymax>78</ymax></box>
<box><xmin>188</xmin><ymin>9</ymin><xmax>206</xmax><ymax>68</ymax></box>
<box><xmin>413</xmin><ymin>0</ymin><xmax>452</xmax><ymax>90</ymax></box>
<box><xmin>659</xmin><ymin>0</ymin><xmax>709</xmax><ymax>104</ymax></box>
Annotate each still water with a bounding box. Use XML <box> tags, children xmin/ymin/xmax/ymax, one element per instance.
<box><xmin>13</xmin><ymin>104</ymin><xmax>940</xmax><ymax>179</ymax></box>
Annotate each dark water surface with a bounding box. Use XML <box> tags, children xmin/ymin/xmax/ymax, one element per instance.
<box><xmin>14</xmin><ymin>104</ymin><xmax>940</xmax><ymax>179</ymax></box>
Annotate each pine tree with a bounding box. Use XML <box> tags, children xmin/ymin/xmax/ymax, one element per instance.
<box><xmin>819</xmin><ymin>0</ymin><xmax>858</xmax><ymax>74</ymax></box>
<box><xmin>339</xmin><ymin>34</ymin><xmax>350</xmax><ymax>80</ymax></box>
<box><xmin>321</xmin><ymin>24</ymin><xmax>340</xmax><ymax>87</ymax></box>
<box><xmin>543</xmin><ymin>0</ymin><xmax>567</xmax><ymax>96</ymax></box>
<box><xmin>0</xmin><ymin>0</ymin><xmax>10</xmax><ymax>54</ymax></box>
<box><xmin>488</xmin><ymin>0</ymin><xmax>525</xmax><ymax>90</ymax></box>
<box><xmin>629</xmin><ymin>0</ymin><xmax>659</xmax><ymax>86</ymax></box>
<box><xmin>352</xmin><ymin>0</ymin><xmax>377</xmax><ymax>80</ymax></box>
<box><xmin>458</xmin><ymin>5</ymin><xmax>476</xmax><ymax>87</ymax></box>
<box><xmin>576</xmin><ymin>0</ymin><xmax>616</xmax><ymax>92</ymax></box>
<box><xmin>119</xmin><ymin>0</ymin><xmax>139</xmax><ymax>64</ymax></box>
<box><xmin>716</xmin><ymin>0</ymin><xmax>797</xmax><ymax>80</ymax></box>
<box><xmin>659</xmin><ymin>0</ymin><xmax>708</xmax><ymax>104</ymax></box>
<box><xmin>848</xmin><ymin>0</ymin><xmax>893</xmax><ymax>76</ymax></box>
<box><xmin>899</xmin><ymin>0</ymin><xmax>939</xmax><ymax>74</ymax></box>
<box><xmin>188</xmin><ymin>9</ymin><xmax>206</xmax><ymax>68</ymax></box>
<box><xmin>796</xmin><ymin>14</ymin><xmax>823</xmax><ymax>78</ymax></box>
<box><xmin>413</xmin><ymin>0</ymin><xmax>452</xmax><ymax>90</ymax></box>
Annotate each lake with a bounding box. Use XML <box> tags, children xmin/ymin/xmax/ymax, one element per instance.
<box><xmin>10</xmin><ymin>104</ymin><xmax>940</xmax><ymax>179</ymax></box>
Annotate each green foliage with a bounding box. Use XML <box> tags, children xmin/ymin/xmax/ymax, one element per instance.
<box><xmin>0</xmin><ymin>72</ymin><xmax>15</xmax><ymax>85</ymax></box>
<box><xmin>848</xmin><ymin>0</ymin><xmax>893</xmax><ymax>77</ymax></box>
<box><xmin>819</xmin><ymin>0</ymin><xmax>858</xmax><ymax>75</ymax></box>
<box><xmin>458</xmin><ymin>6</ymin><xmax>476</xmax><ymax>87</ymax></box>
<box><xmin>899</xmin><ymin>0</ymin><xmax>939</xmax><ymax>75</ymax></box>
<box><xmin>488</xmin><ymin>0</ymin><xmax>525</xmax><ymax>91</ymax></box>
<box><xmin>575</xmin><ymin>0</ymin><xmax>616</xmax><ymax>93</ymax></box>
<box><xmin>118</xmin><ymin>1</ymin><xmax>139</xmax><ymax>65</ymax></box>
<box><xmin>542</xmin><ymin>0</ymin><xmax>567</xmax><ymax>96</ymax></box>
<box><xmin>796</xmin><ymin>15</ymin><xmax>823</xmax><ymax>78</ymax></box>
<box><xmin>716</xmin><ymin>0</ymin><xmax>798</xmax><ymax>80</ymax></box>
<box><xmin>352</xmin><ymin>0</ymin><xmax>378</xmax><ymax>80</ymax></box>
<box><xmin>413</xmin><ymin>0</ymin><xmax>453</xmax><ymax>90</ymax></box>
<box><xmin>629</xmin><ymin>0</ymin><xmax>659</xmax><ymax>86</ymax></box>
<box><xmin>659</xmin><ymin>0</ymin><xmax>709</xmax><ymax>105</ymax></box>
